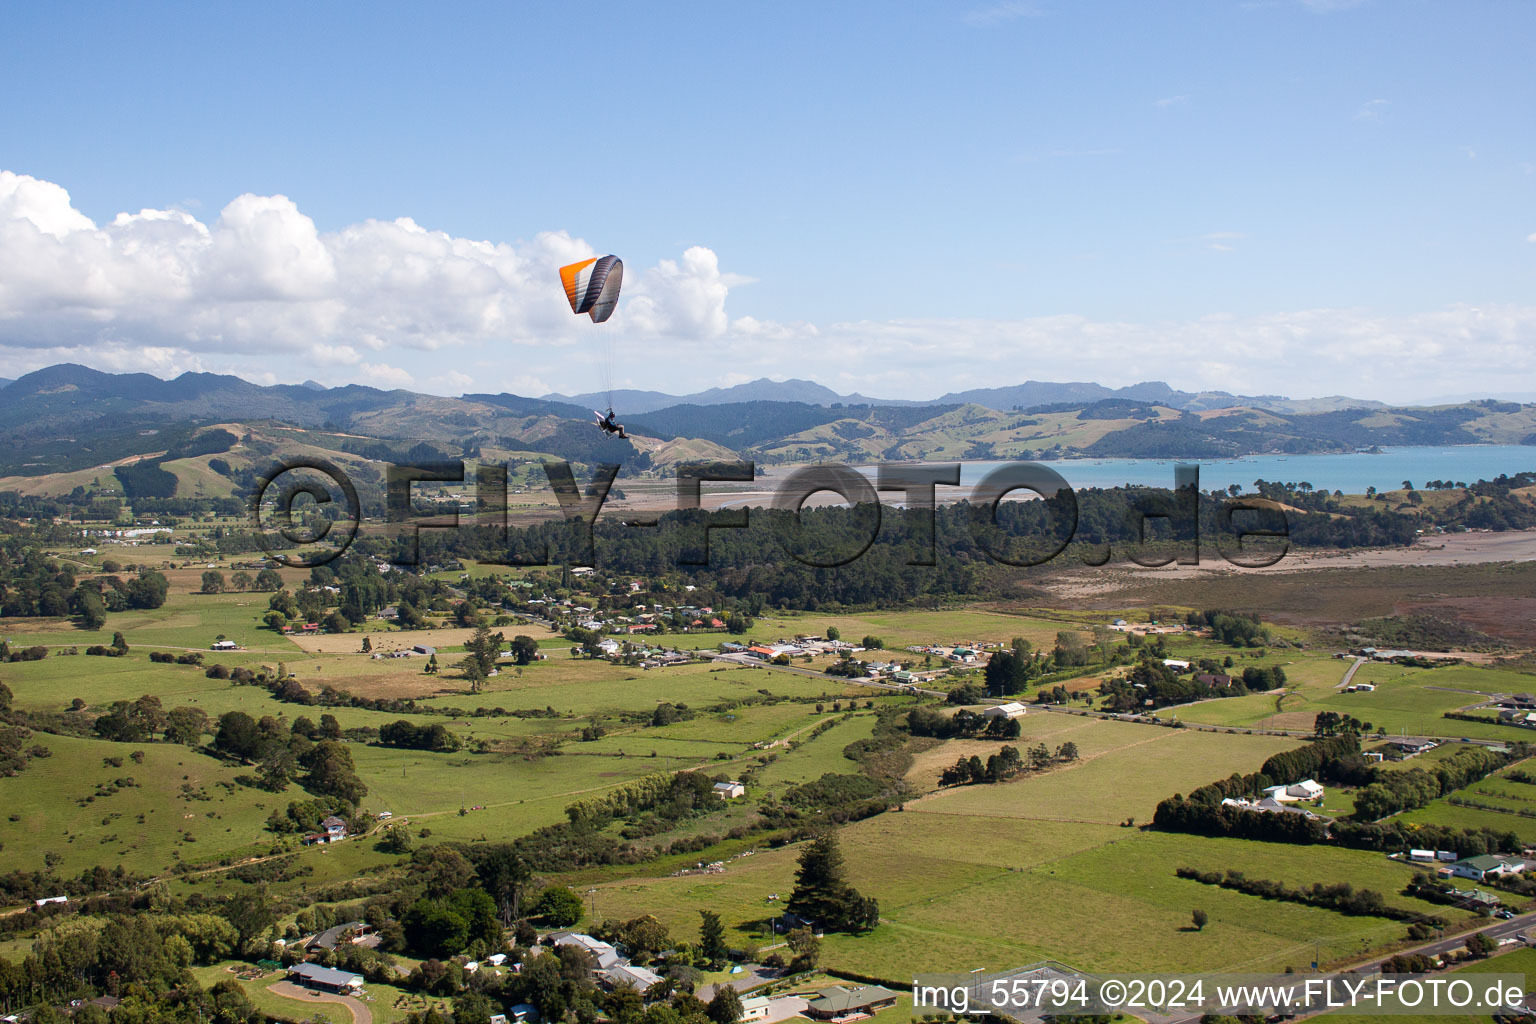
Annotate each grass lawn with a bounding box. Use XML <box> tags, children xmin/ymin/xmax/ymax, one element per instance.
<box><xmin>189</xmin><ymin>964</ymin><xmax>424</xmax><ymax>1024</ymax></box>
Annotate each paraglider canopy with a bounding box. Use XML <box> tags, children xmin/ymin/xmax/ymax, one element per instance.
<box><xmin>559</xmin><ymin>255</ymin><xmax>624</xmax><ymax>323</ymax></box>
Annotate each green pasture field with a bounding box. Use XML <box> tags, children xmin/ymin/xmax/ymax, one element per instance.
<box><xmin>1394</xmin><ymin>768</ymin><xmax>1536</xmax><ymax>843</ymax></box>
<box><xmin>0</xmin><ymin>649</ymin><xmax>550</xmax><ymax>740</ymax></box>
<box><xmin>752</xmin><ymin>712</ymin><xmax>877</xmax><ymax>789</ymax></box>
<box><xmin>913</xmin><ymin>717</ymin><xmax>1298</xmax><ymax>824</ymax></box>
<box><xmin>2</xmin><ymin>591</ymin><xmax>302</xmax><ymax>652</ymax></box>
<box><xmin>587</xmin><ymin>720</ymin><xmax>1476</xmax><ymax>981</ymax></box>
<box><xmin>346</xmin><ymin>742</ymin><xmax>718</xmax><ymax>845</ymax></box>
<box><xmin>0</xmin><ymin>661</ymin><xmax>911</xmax><ymax>882</ymax></box>
<box><xmin>0</xmin><ymin>732</ymin><xmax>284</xmax><ymax>878</ymax></box>
<box><xmin>172</xmin><ymin>831</ymin><xmax>399</xmax><ymax>903</ymax></box>
<box><xmin>414</xmin><ymin>662</ymin><xmax>862</xmax><ymax>718</ymax></box>
<box><xmin>751</xmin><ymin>608</ymin><xmax>1075</xmax><ymax>650</ymax></box>
<box><xmin>1176</xmin><ymin>658</ymin><xmax>1536</xmax><ymax>740</ymax></box>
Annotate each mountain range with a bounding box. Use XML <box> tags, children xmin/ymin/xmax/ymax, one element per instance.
<box><xmin>0</xmin><ymin>363</ymin><xmax>1532</xmax><ymax>494</ymax></box>
<box><xmin>543</xmin><ymin>378</ymin><xmax>1382</xmax><ymax>415</ymax></box>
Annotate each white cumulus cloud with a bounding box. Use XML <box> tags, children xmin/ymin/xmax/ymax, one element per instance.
<box><xmin>0</xmin><ymin>170</ymin><xmax>745</xmax><ymax>380</ymax></box>
<box><xmin>1</xmin><ymin>170</ymin><xmax>1532</xmax><ymax>406</ymax></box>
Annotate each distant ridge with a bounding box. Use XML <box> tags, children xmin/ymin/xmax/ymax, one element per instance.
<box><xmin>546</xmin><ymin>376</ymin><xmax>1384</xmax><ymax>415</ymax></box>
<box><xmin>0</xmin><ymin>363</ymin><xmax>1530</xmax><ymax>483</ymax></box>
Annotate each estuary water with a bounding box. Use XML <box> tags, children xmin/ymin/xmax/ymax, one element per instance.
<box><xmin>939</xmin><ymin>445</ymin><xmax>1536</xmax><ymax>494</ymax></box>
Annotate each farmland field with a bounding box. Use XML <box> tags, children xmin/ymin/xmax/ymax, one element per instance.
<box><xmin>584</xmin><ymin>718</ymin><xmax>1481</xmax><ymax>978</ymax></box>
<box><xmin>1175</xmin><ymin>655</ymin><xmax>1536</xmax><ymax>741</ymax></box>
<box><xmin>4</xmin><ymin>563</ymin><xmax>1532</xmax><ymax>1011</ymax></box>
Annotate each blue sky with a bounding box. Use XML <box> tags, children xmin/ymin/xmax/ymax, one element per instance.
<box><xmin>1</xmin><ymin>1</ymin><xmax>1532</xmax><ymax>401</ymax></box>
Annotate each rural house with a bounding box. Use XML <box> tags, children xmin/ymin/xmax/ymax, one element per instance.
<box><xmin>804</xmin><ymin>985</ymin><xmax>900</xmax><ymax>1021</ymax></box>
<box><xmin>1450</xmin><ymin>854</ymin><xmax>1528</xmax><ymax>881</ymax></box>
<box><xmin>286</xmin><ymin>963</ymin><xmax>364</xmax><ymax>994</ymax></box>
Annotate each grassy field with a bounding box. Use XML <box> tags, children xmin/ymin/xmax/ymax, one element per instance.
<box><xmin>9</xmin><ymin>577</ymin><xmax>1529</xmax><ymax>993</ymax></box>
<box><xmin>1175</xmin><ymin>653</ymin><xmax>1536</xmax><ymax>741</ymax></box>
<box><xmin>584</xmin><ymin>719</ymin><xmax>1482</xmax><ymax>979</ymax></box>
<box><xmin>1395</xmin><ymin>768</ymin><xmax>1536</xmax><ymax>842</ymax></box>
<box><xmin>752</xmin><ymin>607</ymin><xmax>1076</xmax><ymax>650</ymax></box>
<box><xmin>0</xmin><ymin>582</ymin><xmax>923</xmax><ymax>881</ymax></box>
<box><xmin>0</xmin><ymin>732</ymin><xmax>284</xmax><ymax>877</ymax></box>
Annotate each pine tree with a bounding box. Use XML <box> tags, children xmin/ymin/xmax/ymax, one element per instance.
<box><xmin>699</xmin><ymin>909</ymin><xmax>728</xmax><ymax>968</ymax></box>
<box><xmin>785</xmin><ymin>832</ymin><xmax>877</xmax><ymax>933</ymax></box>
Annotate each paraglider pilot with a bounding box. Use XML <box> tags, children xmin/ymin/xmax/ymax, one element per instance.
<box><xmin>596</xmin><ymin>408</ymin><xmax>628</xmax><ymax>439</ymax></box>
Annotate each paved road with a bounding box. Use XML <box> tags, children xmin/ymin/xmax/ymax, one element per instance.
<box><xmin>1334</xmin><ymin>656</ymin><xmax>1367</xmax><ymax>689</ymax></box>
<box><xmin>269</xmin><ymin>981</ymin><xmax>373</xmax><ymax>1024</ymax></box>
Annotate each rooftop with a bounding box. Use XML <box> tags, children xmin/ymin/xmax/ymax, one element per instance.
<box><xmin>288</xmin><ymin>963</ymin><xmax>363</xmax><ymax>987</ymax></box>
<box><xmin>805</xmin><ymin>985</ymin><xmax>899</xmax><ymax>1013</ymax></box>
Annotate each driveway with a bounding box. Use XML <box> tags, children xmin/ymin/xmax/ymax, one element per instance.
<box><xmin>268</xmin><ymin>981</ymin><xmax>373</xmax><ymax>1024</ymax></box>
<box><xmin>759</xmin><ymin>996</ymin><xmax>809</xmax><ymax>1022</ymax></box>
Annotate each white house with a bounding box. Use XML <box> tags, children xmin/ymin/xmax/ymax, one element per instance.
<box><xmin>33</xmin><ymin>896</ymin><xmax>67</xmax><ymax>907</ymax></box>
<box><xmin>1449</xmin><ymin>855</ymin><xmax>1528</xmax><ymax>881</ymax></box>
<box><xmin>211</xmin><ymin>639</ymin><xmax>239</xmax><ymax>651</ymax></box>
<box><xmin>1409</xmin><ymin>849</ymin><xmax>1436</xmax><ymax>862</ymax></box>
<box><xmin>1162</xmin><ymin>659</ymin><xmax>1192</xmax><ymax>671</ymax></box>
<box><xmin>983</xmin><ymin>702</ymin><xmax>1028</xmax><ymax>720</ymax></box>
<box><xmin>1261</xmin><ymin>779</ymin><xmax>1324</xmax><ymax>803</ymax></box>
<box><xmin>740</xmin><ymin>996</ymin><xmax>773</xmax><ymax>1022</ymax></box>
<box><xmin>713</xmin><ymin>781</ymin><xmax>746</xmax><ymax>799</ymax></box>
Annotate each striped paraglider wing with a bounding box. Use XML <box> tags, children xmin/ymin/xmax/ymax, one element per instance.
<box><xmin>558</xmin><ymin>255</ymin><xmax>624</xmax><ymax>323</ymax></box>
